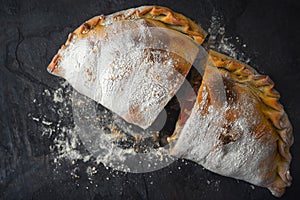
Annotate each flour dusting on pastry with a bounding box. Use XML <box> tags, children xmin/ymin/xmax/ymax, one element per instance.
<box><xmin>49</xmin><ymin>19</ymin><xmax>201</xmax><ymax>129</ymax></box>
<box><xmin>47</xmin><ymin>5</ymin><xmax>293</xmax><ymax>197</ymax></box>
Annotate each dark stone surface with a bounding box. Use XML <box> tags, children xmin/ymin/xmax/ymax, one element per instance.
<box><xmin>0</xmin><ymin>0</ymin><xmax>299</xmax><ymax>199</ymax></box>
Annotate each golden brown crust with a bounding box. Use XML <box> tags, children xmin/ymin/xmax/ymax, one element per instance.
<box><xmin>208</xmin><ymin>50</ymin><xmax>293</xmax><ymax>196</ymax></box>
<box><xmin>71</xmin><ymin>6</ymin><xmax>207</xmax><ymax>42</ymax></box>
<box><xmin>138</xmin><ymin>6</ymin><xmax>207</xmax><ymax>44</ymax></box>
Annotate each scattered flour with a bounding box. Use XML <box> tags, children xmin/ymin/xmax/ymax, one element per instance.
<box><xmin>53</xmin><ymin>88</ymin><xmax>64</xmax><ymax>103</ymax></box>
<box><xmin>207</xmin><ymin>15</ymin><xmax>250</xmax><ymax>63</ymax></box>
<box><xmin>32</xmin><ymin>80</ymin><xmax>175</xmax><ymax>177</ymax></box>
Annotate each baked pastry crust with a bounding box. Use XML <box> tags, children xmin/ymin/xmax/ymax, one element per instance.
<box><xmin>210</xmin><ymin>50</ymin><xmax>293</xmax><ymax>196</ymax></box>
<box><xmin>170</xmin><ymin>50</ymin><xmax>293</xmax><ymax>197</ymax></box>
<box><xmin>48</xmin><ymin>6</ymin><xmax>207</xmax><ymax>74</ymax></box>
<box><xmin>47</xmin><ymin>6</ymin><xmax>206</xmax><ymax>129</ymax></box>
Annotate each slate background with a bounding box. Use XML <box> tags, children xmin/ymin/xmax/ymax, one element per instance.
<box><xmin>0</xmin><ymin>0</ymin><xmax>299</xmax><ymax>199</ymax></box>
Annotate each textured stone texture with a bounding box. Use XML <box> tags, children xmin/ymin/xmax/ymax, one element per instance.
<box><xmin>0</xmin><ymin>0</ymin><xmax>299</xmax><ymax>199</ymax></box>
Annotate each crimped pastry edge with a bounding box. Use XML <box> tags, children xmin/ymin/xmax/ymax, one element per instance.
<box><xmin>48</xmin><ymin>5</ymin><xmax>207</xmax><ymax>73</ymax></box>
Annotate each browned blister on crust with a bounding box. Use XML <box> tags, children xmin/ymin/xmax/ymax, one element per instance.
<box><xmin>208</xmin><ymin>50</ymin><xmax>293</xmax><ymax>197</ymax></box>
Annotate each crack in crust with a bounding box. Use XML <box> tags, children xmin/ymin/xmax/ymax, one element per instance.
<box><xmin>208</xmin><ymin>50</ymin><xmax>293</xmax><ymax>197</ymax></box>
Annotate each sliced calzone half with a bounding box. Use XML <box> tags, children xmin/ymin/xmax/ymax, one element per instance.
<box><xmin>170</xmin><ymin>50</ymin><xmax>293</xmax><ymax>197</ymax></box>
<box><xmin>47</xmin><ymin>6</ymin><xmax>207</xmax><ymax>129</ymax></box>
